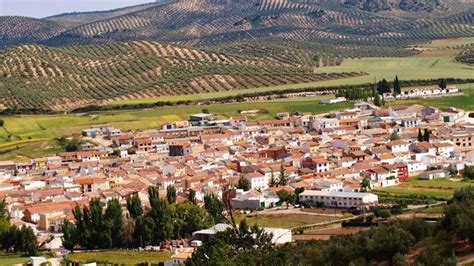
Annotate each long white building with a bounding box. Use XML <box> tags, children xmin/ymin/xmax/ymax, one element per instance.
<box><xmin>299</xmin><ymin>190</ymin><xmax>378</xmax><ymax>208</ymax></box>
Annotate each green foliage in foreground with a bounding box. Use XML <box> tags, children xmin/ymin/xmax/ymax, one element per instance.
<box><xmin>0</xmin><ymin>199</ymin><xmax>38</xmax><ymax>256</ymax></box>
<box><xmin>63</xmin><ymin>188</ymin><xmax>214</xmax><ymax>251</ymax></box>
<box><xmin>188</xmin><ymin>187</ymin><xmax>474</xmax><ymax>265</ymax></box>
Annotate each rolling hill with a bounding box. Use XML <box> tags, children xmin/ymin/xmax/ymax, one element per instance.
<box><xmin>41</xmin><ymin>0</ymin><xmax>473</xmax><ymax>48</ymax></box>
<box><xmin>0</xmin><ymin>41</ymin><xmax>363</xmax><ymax>110</ymax></box>
<box><xmin>0</xmin><ymin>0</ymin><xmax>472</xmax><ymax>50</ymax></box>
<box><xmin>0</xmin><ymin>0</ymin><xmax>472</xmax><ymax>111</ymax></box>
<box><xmin>0</xmin><ymin>17</ymin><xmax>65</xmax><ymax>49</ymax></box>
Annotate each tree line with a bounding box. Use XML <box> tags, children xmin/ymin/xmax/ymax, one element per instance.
<box><xmin>62</xmin><ymin>186</ymin><xmax>224</xmax><ymax>251</ymax></box>
<box><xmin>0</xmin><ymin>199</ymin><xmax>39</xmax><ymax>256</ymax></box>
<box><xmin>0</xmin><ymin>77</ymin><xmax>469</xmax><ymax>115</ymax></box>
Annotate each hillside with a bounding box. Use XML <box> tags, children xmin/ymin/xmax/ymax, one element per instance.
<box><xmin>45</xmin><ymin>1</ymin><xmax>167</xmax><ymax>28</ymax></box>
<box><xmin>0</xmin><ymin>41</ymin><xmax>362</xmax><ymax>110</ymax></box>
<box><xmin>0</xmin><ymin>17</ymin><xmax>65</xmax><ymax>49</ymax></box>
<box><xmin>0</xmin><ymin>0</ymin><xmax>471</xmax><ymax>51</ymax></box>
<box><xmin>457</xmin><ymin>46</ymin><xmax>474</xmax><ymax>64</ymax></box>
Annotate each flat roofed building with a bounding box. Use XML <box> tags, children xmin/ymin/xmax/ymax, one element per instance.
<box><xmin>299</xmin><ymin>190</ymin><xmax>378</xmax><ymax>209</ymax></box>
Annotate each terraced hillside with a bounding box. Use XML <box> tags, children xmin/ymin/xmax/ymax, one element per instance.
<box><xmin>457</xmin><ymin>46</ymin><xmax>474</xmax><ymax>64</ymax></box>
<box><xmin>214</xmin><ymin>38</ymin><xmax>418</xmax><ymax>68</ymax></box>
<box><xmin>45</xmin><ymin>1</ymin><xmax>168</xmax><ymax>28</ymax></box>
<box><xmin>36</xmin><ymin>0</ymin><xmax>474</xmax><ymax>49</ymax></box>
<box><xmin>0</xmin><ymin>17</ymin><xmax>64</xmax><ymax>49</ymax></box>
<box><xmin>0</xmin><ymin>41</ymin><xmax>363</xmax><ymax>110</ymax></box>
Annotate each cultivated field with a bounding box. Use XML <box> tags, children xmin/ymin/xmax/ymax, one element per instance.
<box><xmin>293</xmin><ymin>227</ymin><xmax>367</xmax><ymax>241</ymax></box>
<box><xmin>374</xmin><ymin>177</ymin><xmax>474</xmax><ymax>201</ymax></box>
<box><xmin>66</xmin><ymin>250</ymin><xmax>170</xmax><ymax>264</ymax></box>
<box><xmin>0</xmin><ymin>41</ymin><xmax>361</xmax><ymax>110</ymax></box>
<box><xmin>110</xmin><ymin>37</ymin><xmax>474</xmax><ymax>106</ymax></box>
<box><xmin>237</xmin><ymin>213</ymin><xmax>340</xmax><ymax>229</ymax></box>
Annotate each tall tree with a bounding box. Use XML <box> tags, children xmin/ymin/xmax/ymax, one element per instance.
<box><xmin>423</xmin><ymin>128</ymin><xmax>430</xmax><ymax>142</ymax></box>
<box><xmin>19</xmin><ymin>226</ymin><xmax>38</xmax><ymax>256</ymax></box>
<box><xmin>374</xmin><ymin>93</ymin><xmax>382</xmax><ymax>107</ymax></box>
<box><xmin>393</xmin><ymin>76</ymin><xmax>401</xmax><ymax>95</ymax></box>
<box><xmin>188</xmin><ymin>189</ymin><xmax>196</xmax><ymax>204</ymax></box>
<box><xmin>133</xmin><ymin>216</ymin><xmax>155</xmax><ymax>247</ymax></box>
<box><xmin>126</xmin><ymin>194</ymin><xmax>143</xmax><ymax>219</ymax></box>
<box><xmin>278</xmin><ymin>163</ymin><xmax>289</xmax><ymax>186</ymax></box>
<box><xmin>390</xmin><ymin>131</ymin><xmax>400</xmax><ymax>141</ymax></box>
<box><xmin>418</xmin><ymin>128</ymin><xmax>424</xmax><ymax>142</ymax></box>
<box><xmin>89</xmin><ymin>198</ymin><xmax>111</xmax><ymax>249</ymax></box>
<box><xmin>167</xmin><ymin>186</ymin><xmax>177</xmax><ymax>204</ymax></box>
<box><xmin>268</xmin><ymin>169</ymin><xmax>279</xmax><ymax>187</ymax></box>
<box><xmin>439</xmin><ymin>78</ymin><xmax>447</xmax><ymax>89</ymax></box>
<box><xmin>295</xmin><ymin>187</ymin><xmax>305</xmax><ymax>204</ymax></box>
<box><xmin>377</xmin><ymin>79</ymin><xmax>391</xmax><ymax>95</ymax></box>
<box><xmin>0</xmin><ymin>199</ymin><xmax>9</xmax><ymax>221</ymax></box>
<box><xmin>105</xmin><ymin>199</ymin><xmax>123</xmax><ymax>248</ymax></box>
<box><xmin>148</xmin><ymin>198</ymin><xmax>174</xmax><ymax>242</ymax></box>
<box><xmin>237</xmin><ymin>176</ymin><xmax>251</xmax><ymax>191</ymax></box>
<box><xmin>61</xmin><ymin>220</ymin><xmax>76</xmax><ymax>251</ymax></box>
<box><xmin>204</xmin><ymin>193</ymin><xmax>226</xmax><ymax>223</ymax></box>
<box><xmin>277</xmin><ymin>190</ymin><xmax>296</xmax><ymax>209</ymax></box>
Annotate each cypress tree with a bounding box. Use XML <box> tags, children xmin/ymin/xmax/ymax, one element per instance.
<box><xmin>418</xmin><ymin>129</ymin><xmax>424</xmax><ymax>142</ymax></box>
<box><xmin>394</xmin><ymin>76</ymin><xmax>401</xmax><ymax>95</ymax></box>
<box><xmin>423</xmin><ymin>128</ymin><xmax>430</xmax><ymax>142</ymax></box>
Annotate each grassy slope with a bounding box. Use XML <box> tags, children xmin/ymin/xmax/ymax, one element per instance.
<box><xmin>66</xmin><ymin>250</ymin><xmax>170</xmax><ymax>264</ymax></box>
<box><xmin>374</xmin><ymin>177</ymin><xmax>474</xmax><ymax>199</ymax></box>
<box><xmin>111</xmin><ymin>37</ymin><xmax>474</xmax><ymax>106</ymax></box>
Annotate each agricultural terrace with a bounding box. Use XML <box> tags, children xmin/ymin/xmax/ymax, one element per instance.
<box><xmin>0</xmin><ymin>41</ymin><xmax>362</xmax><ymax>110</ymax></box>
<box><xmin>110</xmin><ymin>37</ymin><xmax>474</xmax><ymax>106</ymax></box>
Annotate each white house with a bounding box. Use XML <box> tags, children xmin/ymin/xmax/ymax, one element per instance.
<box><xmin>312</xmin><ymin>118</ymin><xmax>340</xmax><ymax>131</ymax></box>
<box><xmin>407</xmin><ymin>160</ymin><xmax>428</xmax><ymax>175</ymax></box>
<box><xmin>313</xmin><ymin>179</ymin><xmax>343</xmax><ymax>192</ymax></box>
<box><xmin>164</xmin><ymin>252</ymin><xmax>193</xmax><ymax>266</ymax></box>
<box><xmin>245</xmin><ymin>172</ymin><xmax>268</xmax><ymax>191</ymax></box>
<box><xmin>386</xmin><ymin>140</ymin><xmax>410</xmax><ymax>153</ymax></box>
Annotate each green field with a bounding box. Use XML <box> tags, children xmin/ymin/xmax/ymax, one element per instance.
<box><xmin>0</xmin><ymin>254</ymin><xmax>30</xmax><ymax>266</ymax></box>
<box><xmin>66</xmin><ymin>250</ymin><xmax>170</xmax><ymax>264</ymax></box>
<box><xmin>375</xmin><ymin>178</ymin><xmax>474</xmax><ymax>200</ymax></box>
<box><xmin>235</xmin><ymin>213</ymin><xmax>338</xmax><ymax>229</ymax></box>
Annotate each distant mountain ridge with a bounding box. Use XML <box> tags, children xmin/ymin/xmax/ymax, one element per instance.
<box><xmin>0</xmin><ymin>0</ymin><xmax>472</xmax><ymax>49</ymax></box>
